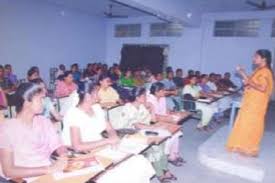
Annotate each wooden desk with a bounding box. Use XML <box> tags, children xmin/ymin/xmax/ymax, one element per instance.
<box><xmin>30</xmin><ymin>157</ymin><xmax>112</xmax><ymax>183</ymax></box>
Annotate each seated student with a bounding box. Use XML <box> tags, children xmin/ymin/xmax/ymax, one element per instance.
<box><xmin>182</xmin><ymin>75</ymin><xmax>218</xmax><ymax>130</ymax></box>
<box><xmin>27</xmin><ymin>67</ymin><xmax>40</xmax><ymax>82</ymax></box>
<box><xmin>70</xmin><ymin>63</ymin><xmax>81</xmax><ymax>84</ymax></box>
<box><xmin>215</xmin><ymin>74</ymin><xmax>227</xmax><ymax>91</ymax></box>
<box><xmin>0</xmin><ymin>65</ymin><xmax>16</xmax><ymax>94</ymax></box>
<box><xmin>0</xmin><ymin>88</ymin><xmax>7</xmax><ymax>108</ymax></box>
<box><xmin>90</xmin><ymin>66</ymin><xmax>103</xmax><ymax>83</ymax></box>
<box><xmin>120</xmin><ymin>69</ymin><xmax>135</xmax><ymax>88</ymax></box>
<box><xmin>98</xmin><ymin>74</ymin><xmax>120</xmax><ymax>107</ymax></box>
<box><xmin>55</xmin><ymin>71</ymin><xmax>78</xmax><ymax>98</ymax></box>
<box><xmin>113</xmin><ymin>87</ymin><xmax>177</xmax><ymax>182</ymax></box>
<box><xmin>147</xmin><ymin>82</ymin><xmax>190</xmax><ymax>167</ymax></box>
<box><xmin>133</xmin><ymin>70</ymin><xmax>145</xmax><ymax>87</ymax></box>
<box><xmin>183</xmin><ymin>69</ymin><xmax>194</xmax><ymax>85</ymax></box>
<box><xmin>173</xmin><ymin>68</ymin><xmax>184</xmax><ymax>88</ymax></box>
<box><xmin>0</xmin><ymin>83</ymin><xmax>67</xmax><ymax>181</ymax></box>
<box><xmin>195</xmin><ymin>71</ymin><xmax>202</xmax><ymax>83</ymax></box>
<box><xmin>219</xmin><ymin>72</ymin><xmax>237</xmax><ymax>90</ymax></box>
<box><xmin>55</xmin><ymin>64</ymin><xmax>66</xmax><ymax>79</ymax></box>
<box><xmin>0</xmin><ymin>89</ymin><xmax>6</xmax><ymax>123</ymax></box>
<box><xmin>199</xmin><ymin>74</ymin><xmax>221</xmax><ymax>97</ymax></box>
<box><xmin>62</xmin><ymin>82</ymin><xmax>155</xmax><ymax>183</ymax></box>
<box><xmin>145</xmin><ymin>72</ymin><xmax>164</xmax><ymax>91</ymax></box>
<box><xmin>195</xmin><ymin>71</ymin><xmax>201</xmax><ymax>78</ymax></box>
<box><xmin>4</xmin><ymin>64</ymin><xmax>17</xmax><ymax>86</ymax></box>
<box><xmin>108</xmin><ymin>65</ymin><xmax>121</xmax><ymax>84</ymax></box>
<box><xmin>207</xmin><ymin>73</ymin><xmax>218</xmax><ymax>91</ymax></box>
<box><xmin>82</xmin><ymin>63</ymin><xmax>94</xmax><ymax>79</ymax></box>
<box><xmin>162</xmin><ymin>71</ymin><xmax>182</xmax><ymax>111</ymax></box>
<box><xmin>30</xmin><ymin>78</ymin><xmax>63</xmax><ymax>122</ymax></box>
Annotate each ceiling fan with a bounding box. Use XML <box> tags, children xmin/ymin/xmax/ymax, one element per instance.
<box><xmin>246</xmin><ymin>0</ymin><xmax>275</xmax><ymax>10</ymax></box>
<box><xmin>104</xmin><ymin>4</ymin><xmax>128</xmax><ymax>18</ymax></box>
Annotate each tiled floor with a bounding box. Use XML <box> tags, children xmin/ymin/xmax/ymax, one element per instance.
<box><xmin>152</xmin><ymin>102</ymin><xmax>275</xmax><ymax>183</ymax></box>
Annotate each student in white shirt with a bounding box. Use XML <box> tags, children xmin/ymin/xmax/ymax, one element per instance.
<box><xmin>183</xmin><ymin>75</ymin><xmax>218</xmax><ymax>130</ymax></box>
<box><xmin>62</xmin><ymin>82</ymin><xmax>155</xmax><ymax>183</ymax></box>
<box><xmin>207</xmin><ymin>73</ymin><xmax>218</xmax><ymax>91</ymax></box>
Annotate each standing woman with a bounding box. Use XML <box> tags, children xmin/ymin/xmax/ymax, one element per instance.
<box><xmin>227</xmin><ymin>49</ymin><xmax>274</xmax><ymax>157</ymax></box>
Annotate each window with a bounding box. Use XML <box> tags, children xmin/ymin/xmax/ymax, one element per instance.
<box><xmin>114</xmin><ymin>24</ymin><xmax>141</xmax><ymax>37</ymax></box>
<box><xmin>150</xmin><ymin>23</ymin><xmax>183</xmax><ymax>37</ymax></box>
<box><xmin>272</xmin><ymin>19</ymin><xmax>275</xmax><ymax>37</ymax></box>
<box><xmin>214</xmin><ymin>19</ymin><xmax>260</xmax><ymax>37</ymax></box>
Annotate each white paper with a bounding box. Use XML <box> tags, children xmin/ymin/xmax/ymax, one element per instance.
<box><xmin>95</xmin><ymin>147</ymin><xmax>129</xmax><ymax>162</ymax></box>
<box><xmin>197</xmin><ymin>98</ymin><xmax>211</xmax><ymax>103</ymax></box>
<box><xmin>118</xmin><ymin>139</ymin><xmax>148</xmax><ymax>155</ymax></box>
<box><xmin>53</xmin><ymin>165</ymin><xmax>104</xmax><ymax>181</ymax></box>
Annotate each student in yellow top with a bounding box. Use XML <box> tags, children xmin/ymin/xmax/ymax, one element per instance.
<box><xmin>98</xmin><ymin>74</ymin><xmax>120</xmax><ymax>107</ymax></box>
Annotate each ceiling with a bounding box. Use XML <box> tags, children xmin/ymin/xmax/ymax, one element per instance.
<box><xmin>42</xmin><ymin>0</ymin><xmax>148</xmax><ymax>17</ymax></box>
<box><xmin>175</xmin><ymin>0</ymin><xmax>275</xmax><ymax>13</ymax></box>
<box><xmin>41</xmin><ymin>0</ymin><xmax>275</xmax><ymax>18</ymax></box>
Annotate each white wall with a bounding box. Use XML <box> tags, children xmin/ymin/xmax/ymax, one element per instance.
<box><xmin>105</xmin><ymin>16</ymin><xmax>202</xmax><ymax>76</ymax></box>
<box><xmin>106</xmin><ymin>11</ymin><xmax>275</xmax><ymax>86</ymax></box>
<box><xmin>201</xmin><ymin>10</ymin><xmax>275</xmax><ymax>75</ymax></box>
<box><xmin>0</xmin><ymin>0</ymin><xmax>106</xmax><ymax>83</ymax></box>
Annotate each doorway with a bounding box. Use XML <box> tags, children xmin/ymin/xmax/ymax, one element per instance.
<box><xmin>120</xmin><ymin>44</ymin><xmax>168</xmax><ymax>73</ymax></box>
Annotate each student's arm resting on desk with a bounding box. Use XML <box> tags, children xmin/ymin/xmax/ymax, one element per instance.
<box><xmin>70</xmin><ymin>126</ymin><xmax>119</xmax><ymax>152</ymax></box>
<box><xmin>0</xmin><ymin>149</ymin><xmax>66</xmax><ymax>179</ymax></box>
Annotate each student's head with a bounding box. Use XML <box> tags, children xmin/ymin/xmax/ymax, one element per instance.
<box><xmin>30</xmin><ymin>66</ymin><xmax>40</xmax><ymax>75</ymax></box>
<box><xmin>125</xmin><ymin>70</ymin><xmax>132</xmax><ymax>77</ymax></box>
<box><xmin>166</xmin><ymin>66</ymin><xmax>173</xmax><ymax>73</ymax></box>
<box><xmin>29</xmin><ymin>78</ymin><xmax>47</xmax><ymax>96</ymax></box>
<box><xmin>154</xmin><ymin>72</ymin><xmax>163</xmax><ymax>81</ymax></box>
<box><xmin>96</xmin><ymin>67</ymin><xmax>103</xmax><ymax>75</ymax></box>
<box><xmin>176</xmin><ymin>68</ymin><xmax>183</xmax><ymax>77</ymax></box>
<box><xmin>59</xmin><ymin>64</ymin><xmax>66</xmax><ymax>71</ymax></box>
<box><xmin>150</xmin><ymin>82</ymin><xmax>166</xmax><ymax>98</ymax></box>
<box><xmin>254</xmin><ymin>49</ymin><xmax>272</xmax><ymax>70</ymax></box>
<box><xmin>209</xmin><ymin>73</ymin><xmax>216</xmax><ymax>82</ymax></box>
<box><xmin>167</xmin><ymin>71</ymin><xmax>174</xmax><ymax>80</ymax></box>
<box><xmin>129</xmin><ymin>87</ymin><xmax>146</xmax><ymax>104</ymax></box>
<box><xmin>86</xmin><ymin>63</ymin><xmax>92</xmax><ymax>69</ymax></box>
<box><xmin>27</xmin><ymin>67</ymin><xmax>39</xmax><ymax>81</ymax></box>
<box><xmin>4</xmin><ymin>64</ymin><xmax>12</xmax><ymax>74</ymax></box>
<box><xmin>98</xmin><ymin>74</ymin><xmax>112</xmax><ymax>88</ymax></box>
<box><xmin>0</xmin><ymin>65</ymin><xmax>4</xmax><ymax>78</ymax></box>
<box><xmin>78</xmin><ymin>82</ymin><xmax>99</xmax><ymax>106</ymax></box>
<box><xmin>200</xmin><ymin>74</ymin><xmax>209</xmax><ymax>84</ymax></box>
<box><xmin>188</xmin><ymin>75</ymin><xmax>198</xmax><ymax>85</ymax></box>
<box><xmin>188</xmin><ymin>70</ymin><xmax>194</xmax><ymax>76</ymax></box>
<box><xmin>224</xmin><ymin>72</ymin><xmax>231</xmax><ymax>80</ymax></box>
<box><xmin>71</xmin><ymin>63</ymin><xmax>79</xmax><ymax>72</ymax></box>
<box><xmin>195</xmin><ymin>71</ymin><xmax>201</xmax><ymax>77</ymax></box>
<box><xmin>134</xmin><ymin>70</ymin><xmax>141</xmax><ymax>77</ymax></box>
<box><xmin>14</xmin><ymin>83</ymin><xmax>44</xmax><ymax>114</ymax></box>
<box><xmin>60</xmin><ymin>71</ymin><xmax>74</xmax><ymax>84</ymax></box>
<box><xmin>215</xmin><ymin>74</ymin><xmax>222</xmax><ymax>80</ymax></box>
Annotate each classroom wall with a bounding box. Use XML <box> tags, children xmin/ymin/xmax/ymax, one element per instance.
<box><xmin>0</xmin><ymin>0</ymin><xmax>106</xmax><ymax>83</ymax></box>
<box><xmin>105</xmin><ymin>16</ymin><xmax>202</xmax><ymax>76</ymax></box>
<box><xmin>106</xmin><ymin>10</ymin><xmax>275</xmax><ymax>87</ymax></box>
<box><xmin>201</xmin><ymin>10</ymin><xmax>275</xmax><ymax>74</ymax></box>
